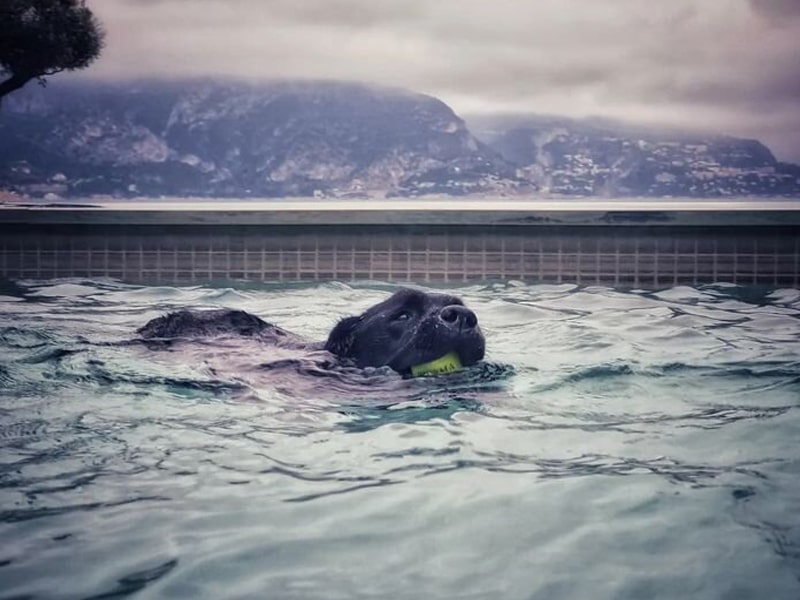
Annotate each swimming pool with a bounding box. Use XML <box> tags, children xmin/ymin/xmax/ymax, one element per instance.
<box><xmin>1</xmin><ymin>279</ymin><xmax>799</xmax><ymax>599</ymax></box>
<box><xmin>2</xmin><ymin>200</ymin><xmax>799</xmax><ymax>288</ymax></box>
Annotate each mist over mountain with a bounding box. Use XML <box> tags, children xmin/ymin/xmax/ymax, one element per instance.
<box><xmin>1</xmin><ymin>79</ymin><xmax>798</xmax><ymax>199</ymax></box>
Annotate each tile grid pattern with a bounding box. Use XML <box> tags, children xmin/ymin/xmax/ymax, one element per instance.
<box><xmin>2</xmin><ymin>227</ymin><xmax>798</xmax><ymax>288</ymax></box>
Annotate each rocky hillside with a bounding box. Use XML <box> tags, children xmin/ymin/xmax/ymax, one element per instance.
<box><xmin>1</xmin><ymin>79</ymin><xmax>798</xmax><ymax>199</ymax></box>
<box><xmin>0</xmin><ymin>79</ymin><xmax>527</xmax><ymax>199</ymax></box>
<box><xmin>469</xmin><ymin>115</ymin><xmax>800</xmax><ymax>198</ymax></box>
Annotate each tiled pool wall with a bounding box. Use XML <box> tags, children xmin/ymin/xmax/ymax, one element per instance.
<box><xmin>3</xmin><ymin>223</ymin><xmax>798</xmax><ymax>288</ymax></box>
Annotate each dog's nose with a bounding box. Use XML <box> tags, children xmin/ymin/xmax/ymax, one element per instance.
<box><xmin>439</xmin><ymin>305</ymin><xmax>478</xmax><ymax>330</ymax></box>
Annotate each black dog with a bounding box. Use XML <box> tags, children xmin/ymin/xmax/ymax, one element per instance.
<box><xmin>138</xmin><ymin>288</ymin><xmax>485</xmax><ymax>377</ymax></box>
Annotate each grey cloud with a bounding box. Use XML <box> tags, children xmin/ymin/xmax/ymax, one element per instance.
<box><xmin>79</xmin><ymin>0</ymin><xmax>800</xmax><ymax>161</ymax></box>
<box><xmin>749</xmin><ymin>0</ymin><xmax>800</xmax><ymax>21</ymax></box>
<box><xmin>120</xmin><ymin>0</ymin><xmax>421</xmax><ymax>28</ymax></box>
<box><xmin>267</xmin><ymin>0</ymin><xmax>422</xmax><ymax>29</ymax></box>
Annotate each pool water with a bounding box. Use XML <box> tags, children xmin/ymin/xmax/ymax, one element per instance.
<box><xmin>1</xmin><ymin>279</ymin><xmax>799</xmax><ymax>599</ymax></box>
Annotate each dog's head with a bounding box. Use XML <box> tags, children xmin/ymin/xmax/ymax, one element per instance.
<box><xmin>324</xmin><ymin>289</ymin><xmax>485</xmax><ymax>375</ymax></box>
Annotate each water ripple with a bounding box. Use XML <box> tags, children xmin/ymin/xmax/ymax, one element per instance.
<box><xmin>83</xmin><ymin>558</ymin><xmax>179</xmax><ymax>600</ymax></box>
<box><xmin>0</xmin><ymin>495</ymin><xmax>170</xmax><ymax>524</ymax></box>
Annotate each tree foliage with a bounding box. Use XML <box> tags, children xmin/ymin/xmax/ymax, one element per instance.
<box><xmin>0</xmin><ymin>0</ymin><xmax>104</xmax><ymax>100</ymax></box>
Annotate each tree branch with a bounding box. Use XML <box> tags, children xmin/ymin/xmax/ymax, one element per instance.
<box><xmin>0</xmin><ymin>73</ymin><xmax>35</xmax><ymax>101</ymax></box>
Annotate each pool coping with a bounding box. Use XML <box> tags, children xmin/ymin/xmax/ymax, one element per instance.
<box><xmin>2</xmin><ymin>199</ymin><xmax>800</xmax><ymax>227</ymax></box>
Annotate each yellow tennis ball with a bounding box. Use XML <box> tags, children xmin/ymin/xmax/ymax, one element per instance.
<box><xmin>410</xmin><ymin>352</ymin><xmax>463</xmax><ymax>377</ymax></box>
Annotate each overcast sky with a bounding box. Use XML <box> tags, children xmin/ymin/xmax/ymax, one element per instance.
<box><xmin>85</xmin><ymin>0</ymin><xmax>800</xmax><ymax>162</ymax></box>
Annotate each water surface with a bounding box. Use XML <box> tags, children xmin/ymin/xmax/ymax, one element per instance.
<box><xmin>1</xmin><ymin>279</ymin><xmax>799</xmax><ymax>599</ymax></box>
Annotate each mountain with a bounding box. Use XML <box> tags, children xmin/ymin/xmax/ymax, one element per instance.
<box><xmin>468</xmin><ymin>114</ymin><xmax>800</xmax><ymax>198</ymax></box>
<box><xmin>1</xmin><ymin>79</ymin><xmax>798</xmax><ymax>199</ymax></box>
<box><xmin>0</xmin><ymin>79</ymin><xmax>528</xmax><ymax>199</ymax></box>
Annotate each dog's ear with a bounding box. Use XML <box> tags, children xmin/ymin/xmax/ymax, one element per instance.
<box><xmin>324</xmin><ymin>316</ymin><xmax>361</xmax><ymax>357</ymax></box>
